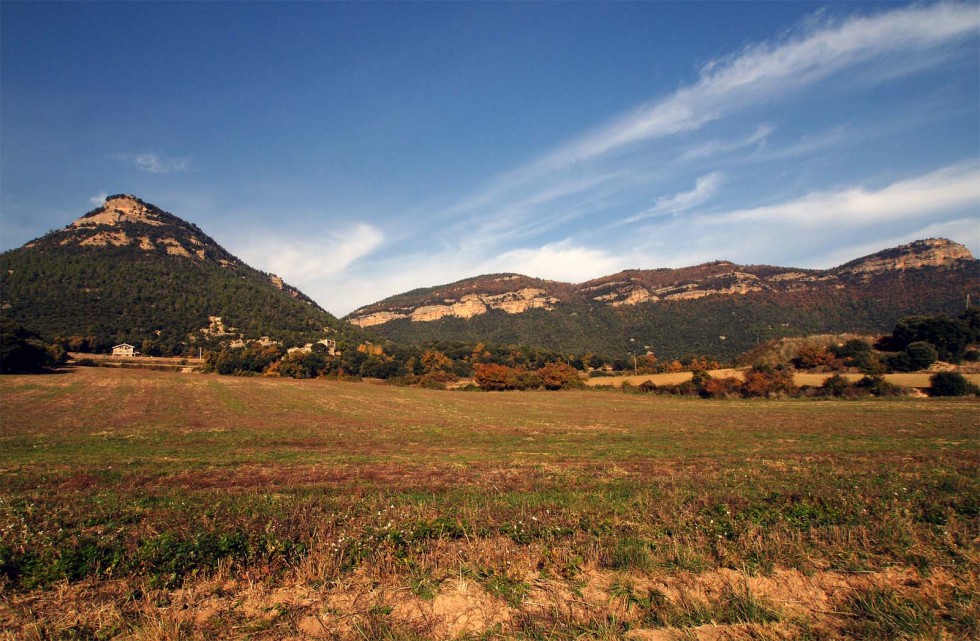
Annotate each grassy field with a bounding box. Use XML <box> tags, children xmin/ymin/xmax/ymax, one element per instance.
<box><xmin>585</xmin><ymin>369</ymin><xmax>980</xmax><ymax>389</ymax></box>
<box><xmin>1</xmin><ymin>367</ymin><xmax>977</xmax><ymax>640</ymax></box>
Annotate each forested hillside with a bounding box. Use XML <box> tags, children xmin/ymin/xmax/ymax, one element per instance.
<box><xmin>0</xmin><ymin>195</ymin><xmax>363</xmax><ymax>355</ymax></box>
<box><xmin>349</xmin><ymin>240</ymin><xmax>978</xmax><ymax>361</ymax></box>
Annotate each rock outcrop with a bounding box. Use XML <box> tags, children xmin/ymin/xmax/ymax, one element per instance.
<box><xmin>346</xmin><ymin>238</ymin><xmax>976</xmax><ymax>327</ymax></box>
<box><xmin>351</xmin><ymin>287</ymin><xmax>560</xmax><ymax>327</ymax></box>
<box><xmin>836</xmin><ymin>238</ymin><xmax>973</xmax><ymax>277</ymax></box>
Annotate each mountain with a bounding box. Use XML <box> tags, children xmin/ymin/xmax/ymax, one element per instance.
<box><xmin>345</xmin><ymin>239</ymin><xmax>978</xmax><ymax>361</ymax></box>
<box><xmin>0</xmin><ymin>194</ymin><xmax>359</xmax><ymax>355</ymax></box>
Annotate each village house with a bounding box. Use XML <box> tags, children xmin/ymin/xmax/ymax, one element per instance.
<box><xmin>286</xmin><ymin>338</ymin><xmax>340</xmax><ymax>356</ymax></box>
<box><xmin>111</xmin><ymin>343</ymin><xmax>137</xmax><ymax>357</ymax></box>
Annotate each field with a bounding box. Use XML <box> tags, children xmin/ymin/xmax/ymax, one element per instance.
<box><xmin>585</xmin><ymin>370</ymin><xmax>980</xmax><ymax>389</ymax></box>
<box><xmin>1</xmin><ymin>367</ymin><xmax>977</xmax><ymax>640</ymax></box>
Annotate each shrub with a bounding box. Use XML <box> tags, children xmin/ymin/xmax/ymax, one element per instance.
<box><xmin>513</xmin><ymin>368</ymin><xmax>542</xmax><ymax>390</ymax></box>
<box><xmin>820</xmin><ymin>374</ymin><xmax>854</xmax><ymax>398</ymax></box>
<box><xmin>0</xmin><ymin>325</ymin><xmax>57</xmax><ymax>373</ymax></box>
<box><xmin>904</xmin><ymin>341</ymin><xmax>939</xmax><ymax>370</ymax></box>
<box><xmin>702</xmin><ymin>376</ymin><xmax>742</xmax><ymax>399</ymax></box>
<box><xmin>742</xmin><ymin>364</ymin><xmax>797</xmax><ymax>398</ymax></box>
<box><xmin>473</xmin><ymin>363</ymin><xmax>516</xmax><ymax>391</ymax></box>
<box><xmin>538</xmin><ymin>362</ymin><xmax>583</xmax><ymax>390</ymax></box>
<box><xmin>888</xmin><ymin>341</ymin><xmax>941</xmax><ymax>373</ymax></box>
<box><xmin>832</xmin><ymin>339</ymin><xmax>872</xmax><ymax>359</ymax></box>
<box><xmin>855</xmin><ymin>374</ymin><xmax>903</xmax><ymax>397</ymax></box>
<box><xmin>928</xmin><ymin>371</ymin><xmax>978</xmax><ymax>397</ymax></box>
<box><xmin>792</xmin><ymin>345</ymin><xmax>835</xmax><ymax>370</ymax></box>
<box><xmin>277</xmin><ymin>351</ymin><xmax>328</xmax><ymax>379</ymax></box>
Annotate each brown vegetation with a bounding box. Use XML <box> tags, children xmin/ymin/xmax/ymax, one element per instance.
<box><xmin>0</xmin><ymin>367</ymin><xmax>976</xmax><ymax>639</ymax></box>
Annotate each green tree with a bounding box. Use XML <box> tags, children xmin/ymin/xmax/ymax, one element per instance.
<box><xmin>928</xmin><ymin>371</ymin><xmax>977</xmax><ymax>397</ymax></box>
<box><xmin>882</xmin><ymin>315</ymin><xmax>970</xmax><ymax>362</ymax></box>
<box><xmin>904</xmin><ymin>341</ymin><xmax>938</xmax><ymax>370</ymax></box>
<box><xmin>1</xmin><ymin>325</ymin><xmax>55</xmax><ymax>373</ymax></box>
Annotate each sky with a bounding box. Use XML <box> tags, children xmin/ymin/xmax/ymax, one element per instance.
<box><xmin>2</xmin><ymin>1</ymin><xmax>978</xmax><ymax>317</ymax></box>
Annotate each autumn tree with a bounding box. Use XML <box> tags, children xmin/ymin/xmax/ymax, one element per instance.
<box><xmin>474</xmin><ymin>363</ymin><xmax>516</xmax><ymax>391</ymax></box>
<box><xmin>539</xmin><ymin>362</ymin><xmax>583</xmax><ymax>390</ymax></box>
<box><xmin>741</xmin><ymin>364</ymin><xmax>796</xmax><ymax>398</ymax></box>
<box><xmin>420</xmin><ymin>350</ymin><xmax>453</xmax><ymax>375</ymax></box>
<box><xmin>792</xmin><ymin>345</ymin><xmax>835</xmax><ymax>370</ymax></box>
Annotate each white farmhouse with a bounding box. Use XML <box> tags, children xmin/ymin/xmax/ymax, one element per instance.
<box><xmin>111</xmin><ymin>343</ymin><xmax>137</xmax><ymax>357</ymax></box>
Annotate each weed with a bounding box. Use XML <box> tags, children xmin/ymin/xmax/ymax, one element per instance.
<box><xmin>476</xmin><ymin>567</ymin><xmax>531</xmax><ymax>607</ymax></box>
<box><xmin>718</xmin><ymin>581</ymin><xmax>781</xmax><ymax>624</ymax></box>
<box><xmin>843</xmin><ymin>586</ymin><xmax>939</xmax><ymax>640</ymax></box>
<box><xmin>605</xmin><ymin>537</ymin><xmax>653</xmax><ymax>571</ymax></box>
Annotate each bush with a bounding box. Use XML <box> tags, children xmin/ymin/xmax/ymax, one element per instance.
<box><xmin>741</xmin><ymin>365</ymin><xmax>797</xmax><ymax>398</ymax></box>
<box><xmin>538</xmin><ymin>362</ymin><xmax>583</xmax><ymax>390</ymax></box>
<box><xmin>887</xmin><ymin>341</ymin><xmax>939</xmax><ymax>373</ymax></box>
<box><xmin>820</xmin><ymin>374</ymin><xmax>854</xmax><ymax>398</ymax></box>
<box><xmin>880</xmin><ymin>314</ymin><xmax>971</xmax><ymax>362</ymax></box>
<box><xmin>832</xmin><ymin>339</ymin><xmax>872</xmax><ymax>359</ymax></box>
<box><xmin>792</xmin><ymin>345</ymin><xmax>835</xmax><ymax>370</ymax></box>
<box><xmin>0</xmin><ymin>325</ymin><xmax>57</xmax><ymax>373</ymax></box>
<box><xmin>277</xmin><ymin>351</ymin><xmax>328</xmax><ymax>379</ymax></box>
<box><xmin>905</xmin><ymin>341</ymin><xmax>939</xmax><ymax>369</ymax></box>
<box><xmin>855</xmin><ymin>374</ymin><xmax>903</xmax><ymax>397</ymax></box>
<box><xmin>702</xmin><ymin>376</ymin><xmax>742</xmax><ymax>399</ymax></box>
<box><xmin>928</xmin><ymin>372</ymin><xmax>978</xmax><ymax>397</ymax></box>
<box><xmin>473</xmin><ymin>363</ymin><xmax>515</xmax><ymax>391</ymax></box>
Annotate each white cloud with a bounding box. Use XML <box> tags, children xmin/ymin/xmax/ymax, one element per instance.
<box><xmin>481</xmin><ymin>241</ymin><xmax>627</xmax><ymax>283</ymax></box>
<box><xmin>679</xmin><ymin>124</ymin><xmax>774</xmax><ymax>161</ymax></box>
<box><xmin>711</xmin><ymin>161</ymin><xmax>980</xmax><ymax>227</ymax></box>
<box><xmin>232</xmin><ymin>222</ymin><xmax>384</xmax><ymax>314</ymax></box>
<box><xmin>88</xmin><ymin>192</ymin><xmax>108</xmax><ymax>206</ymax></box>
<box><xmin>325</xmin><ymin>241</ymin><xmax>629</xmax><ymax>316</ymax></box>
<box><xmin>437</xmin><ymin>2</ymin><xmax>978</xmax><ymax>253</ymax></box>
<box><xmin>285</xmin><ymin>162</ymin><xmax>979</xmax><ymax>316</ymax></box>
<box><xmin>624</xmin><ymin>172</ymin><xmax>724</xmax><ymax>224</ymax></box>
<box><xmin>615</xmin><ymin>161</ymin><xmax>980</xmax><ymax>274</ymax></box>
<box><xmin>813</xmin><ymin>218</ymin><xmax>980</xmax><ymax>270</ymax></box>
<box><xmin>540</xmin><ymin>3</ymin><xmax>978</xmax><ymax>170</ymax></box>
<box><xmin>113</xmin><ymin>152</ymin><xmax>191</xmax><ymax>174</ymax></box>
<box><xmin>135</xmin><ymin>153</ymin><xmax>190</xmax><ymax>174</ymax></box>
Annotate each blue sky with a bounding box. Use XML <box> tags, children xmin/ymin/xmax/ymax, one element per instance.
<box><xmin>2</xmin><ymin>1</ymin><xmax>978</xmax><ymax>316</ymax></box>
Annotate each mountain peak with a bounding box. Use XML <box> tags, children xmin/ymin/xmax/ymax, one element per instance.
<box><xmin>24</xmin><ymin>193</ymin><xmax>230</xmax><ymax>261</ymax></box>
<box><xmin>836</xmin><ymin>238</ymin><xmax>974</xmax><ymax>276</ymax></box>
<box><xmin>2</xmin><ymin>195</ymin><xmax>347</xmax><ymax>353</ymax></box>
<box><xmin>74</xmin><ymin>194</ymin><xmax>163</xmax><ymax>228</ymax></box>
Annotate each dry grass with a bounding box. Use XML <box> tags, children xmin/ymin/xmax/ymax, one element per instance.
<box><xmin>0</xmin><ymin>367</ymin><xmax>977</xmax><ymax>640</ymax></box>
<box><xmin>587</xmin><ymin>369</ymin><xmax>980</xmax><ymax>389</ymax></box>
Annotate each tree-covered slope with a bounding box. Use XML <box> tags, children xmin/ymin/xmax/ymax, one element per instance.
<box><xmin>0</xmin><ymin>195</ymin><xmax>361</xmax><ymax>355</ymax></box>
<box><xmin>349</xmin><ymin>239</ymin><xmax>978</xmax><ymax>362</ymax></box>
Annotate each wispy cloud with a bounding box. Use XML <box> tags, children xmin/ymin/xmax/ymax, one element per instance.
<box><xmin>710</xmin><ymin>161</ymin><xmax>980</xmax><ymax>227</ymax></box>
<box><xmin>235</xmin><ymin>3</ymin><xmax>979</xmax><ymax>317</ymax></box>
<box><xmin>624</xmin><ymin>172</ymin><xmax>724</xmax><ymax>224</ymax></box>
<box><xmin>438</xmin><ymin>2</ymin><xmax>979</xmax><ymax>253</ymax></box>
<box><xmin>679</xmin><ymin>124</ymin><xmax>774</xmax><ymax>161</ymax></box>
<box><xmin>114</xmin><ymin>152</ymin><xmax>191</xmax><ymax>174</ymax></box>
<box><xmin>232</xmin><ymin>222</ymin><xmax>384</xmax><ymax>312</ymax></box>
<box><xmin>540</xmin><ymin>2</ymin><xmax>978</xmax><ymax>171</ymax></box>
<box><xmin>88</xmin><ymin>192</ymin><xmax>108</xmax><ymax>206</ymax></box>
<box><xmin>615</xmin><ymin>161</ymin><xmax>980</xmax><ymax>272</ymax></box>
